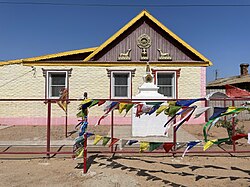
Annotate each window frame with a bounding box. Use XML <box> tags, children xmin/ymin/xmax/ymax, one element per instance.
<box><xmin>107</xmin><ymin>69</ymin><xmax>135</xmax><ymax>99</ymax></box>
<box><xmin>111</xmin><ymin>71</ymin><xmax>132</xmax><ymax>99</ymax></box>
<box><xmin>42</xmin><ymin>68</ymin><xmax>72</xmax><ymax>99</ymax></box>
<box><xmin>152</xmin><ymin>69</ymin><xmax>180</xmax><ymax>99</ymax></box>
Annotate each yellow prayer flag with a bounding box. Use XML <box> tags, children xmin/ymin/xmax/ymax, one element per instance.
<box><xmin>75</xmin><ymin>148</ymin><xmax>84</xmax><ymax>159</ymax></box>
<box><xmin>119</xmin><ymin>103</ymin><xmax>127</xmax><ymax>114</ymax></box>
<box><xmin>203</xmin><ymin>139</ymin><xmax>217</xmax><ymax>151</ymax></box>
<box><xmin>225</xmin><ymin>106</ymin><xmax>236</xmax><ymax>113</ymax></box>
<box><xmin>156</xmin><ymin>105</ymin><xmax>168</xmax><ymax>116</ymax></box>
<box><xmin>93</xmin><ymin>135</ymin><xmax>103</xmax><ymax>145</ymax></box>
<box><xmin>80</xmin><ymin>98</ymin><xmax>92</xmax><ymax>105</ymax></box>
<box><xmin>140</xmin><ymin>141</ymin><xmax>150</xmax><ymax>152</ymax></box>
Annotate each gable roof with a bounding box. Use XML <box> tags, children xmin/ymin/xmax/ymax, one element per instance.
<box><xmin>0</xmin><ymin>47</ymin><xmax>97</xmax><ymax>66</ymax></box>
<box><xmin>207</xmin><ymin>75</ymin><xmax>250</xmax><ymax>88</ymax></box>
<box><xmin>84</xmin><ymin>10</ymin><xmax>212</xmax><ymax>66</ymax></box>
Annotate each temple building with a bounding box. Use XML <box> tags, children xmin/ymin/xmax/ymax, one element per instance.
<box><xmin>0</xmin><ymin>10</ymin><xmax>212</xmax><ymax>126</ymax></box>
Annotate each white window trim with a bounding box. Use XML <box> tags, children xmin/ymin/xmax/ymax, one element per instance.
<box><xmin>111</xmin><ymin>71</ymin><xmax>131</xmax><ymax>99</ymax></box>
<box><xmin>156</xmin><ymin>71</ymin><xmax>176</xmax><ymax>99</ymax></box>
<box><xmin>46</xmin><ymin>71</ymin><xmax>68</xmax><ymax>99</ymax></box>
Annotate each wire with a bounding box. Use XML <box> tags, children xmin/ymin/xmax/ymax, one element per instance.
<box><xmin>0</xmin><ymin>2</ymin><xmax>250</xmax><ymax>7</ymax></box>
<box><xmin>0</xmin><ymin>67</ymin><xmax>35</xmax><ymax>88</ymax></box>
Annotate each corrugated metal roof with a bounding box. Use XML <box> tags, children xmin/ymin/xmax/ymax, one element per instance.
<box><xmin>207</xmin><ymin>75</ymin><xmax>250</xmax><ymax>87</ymax></box>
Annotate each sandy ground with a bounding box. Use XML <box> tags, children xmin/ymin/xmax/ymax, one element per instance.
<box><xmin>0</xmin><ymin>154</ymin><xmax>249</xmax><ymax>187</ymax></box>
<box><xmin>0</xmin><ymin>123</ymin><xmax>249</xmax><ymax>186</ymax></box>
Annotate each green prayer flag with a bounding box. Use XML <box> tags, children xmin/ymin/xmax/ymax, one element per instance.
<box><xmin>149</xmin><ymin>142</ymin><xmax>163</xmax><ymax>152</ymax></box>
<box><xmin>102</xmin><ymin>137</ymin><xmax>111</xmax><ymax>146</ymax></box>
<box><xmin>89</xmin><ymin>99</ymin><xmax>99</xmax><ymax>108</ymax></box>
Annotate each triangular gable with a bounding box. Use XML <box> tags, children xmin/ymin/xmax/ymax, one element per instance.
<box><xmin>0</xmin><ymin>47</ymin><xmax>97</xmax><ymax>66</ymax></box>
<box><xmin>84</xmin><ymin>10</ymin><xmax>212</xmax><ymax>66</ymax></box>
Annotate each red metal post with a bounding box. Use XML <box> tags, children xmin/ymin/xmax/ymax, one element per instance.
<box><xmin>83</xmin><ymin>133</ymin><xmax>87</xmax><ymax>173</ymax></box>
<box><xmin>65</xmin><ymin>109</ymin><xmax>68</xmax><ymax>138</ymax></box>
<box><xmin>232</xmin><ymin>100</ymin><xmax>236</xmax><ymax>152</ymax></box>
<box><xmin>47</xmin><ymin>100</ymin><xmax>51</xmax><ymax>158</ymax></box>
<box><xmin>111</xmin><ymin>110</ymin><xmax>114</xmax><ymax>153</ymax></box>
<box><xmin>204</xmin><ymin>99</ymin><xmax>208</xmax><ymax>122</ymax></box>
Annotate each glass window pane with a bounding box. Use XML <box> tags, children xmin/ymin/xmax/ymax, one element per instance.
<box><xmin>51</xmin><ymin>74</ymin><xmax>66</xmax><ymax>85</ymax></box>
<box><xmin>157</xmin><ymin>73</ymin><xmax>173</xmax><ymax>85</ymax></box>
<box><xmin>114</xmin><ymin>86</ymin><xmax>128</xmax><ymax>97</ymax></box>
<box><xmin>159</xmin><ymin>86</ymin><xmax>172</xmax><ymax>97</ymax></box>
<box><xmin>114</xmin><ymin>74</ymin><xmax>128</xmax><ymax>85</ymax></box>
<box><xmin>49</xmin><ymin>72</ymin><xmax>67</xmax><ymax>98</ymax></box>
<box><xmin>157</xmin><ymin>72</ymin><xmax>175</xmax><ymax>97</ymax></box>
<box><xmin>51</xmin><ymin>86</ymin><xmax>65</xmax><ymax>97</ymax></box>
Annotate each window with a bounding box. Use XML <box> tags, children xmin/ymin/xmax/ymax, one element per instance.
<box><xmin>156</xmin><ymin>72</ymin><xmax>176</xmax><ymax>98</ymax></box>
<box><xmin>111</xmin><ymin>72</ymin><xmax>131</xmax><ymax>98</ymax></box>
<box><xmin>48</xmin><ymin>72</ymin><xmax>67</xmax><ymax>98</ymax></box>
<box><xmin>43</xmin><ymin>69</ymin><xmax>72</xmax><ymax>99</ymax></box>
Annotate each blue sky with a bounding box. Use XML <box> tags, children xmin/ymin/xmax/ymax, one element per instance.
<box><xmin>0</xmin><ymin>0</ymin><xmax>250</xmax><ymax>82</ymax></box>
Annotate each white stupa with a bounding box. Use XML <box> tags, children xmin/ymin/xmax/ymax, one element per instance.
<box><xmin>132</xmin><ymin>63</ymin><xmax>167</xmax><ymax>136</ymax></box>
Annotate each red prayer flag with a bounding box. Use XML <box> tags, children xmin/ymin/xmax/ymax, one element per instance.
<box><xmin>98</xmin><ymin>100</ymin><xmax>106</xmax><ymax>106</ymax></box>
<box><xmin>163</xmin><ymin>143</ymin><xmax>174</xmax><ymax>153</ymax></box>
<box><xmin>232</xmin><ymin>134</ymin><xmax>248</xmax><ymax>141</ymax></box>
<box><xmin>109</xmin><ymin>138</ymin><xmax>120</xmax><ymax>147</ymax></box>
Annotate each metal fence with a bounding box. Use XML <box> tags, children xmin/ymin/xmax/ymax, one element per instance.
<box><xmin>0</xmin><ymin>98</ymin><xmax>249</xmax><ymax>173</ymax></box>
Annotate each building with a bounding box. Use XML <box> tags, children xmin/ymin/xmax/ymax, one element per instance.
<box><xmin>207</xmin><ymin>63</ymin><xmax>250</xmax><ymax>93</ymax></box>
<box><xmin>0</xmin><ymin>10</ymin><xmax>212</xmax><ymax>126</ymax></box>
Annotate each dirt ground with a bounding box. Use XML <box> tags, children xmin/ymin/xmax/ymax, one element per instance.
<box><xmin>0</xmin><ymin>154</ymin><xmax>249</xmax><ymax>187</ymax></box>
<box><xmin>0</xmin><ymin>122</ymin><xmax>249</xmax><ymax>186</ymax></box>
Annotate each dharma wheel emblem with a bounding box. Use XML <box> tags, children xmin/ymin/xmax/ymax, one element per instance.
<box><xmin>137</xmin><ymin>34</ymin><xmax>151</xmax><ymax>49</ymax></box>
<box><xmin>137</xmin><ymin>34</ymin><xmax>151</xmax><ymax>61</ymax></box>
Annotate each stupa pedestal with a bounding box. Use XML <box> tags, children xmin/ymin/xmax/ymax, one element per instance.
<box><xmin>132</xmin><ymin>63</ymin><xmax>167</xmax><ymax>137</ymax></box>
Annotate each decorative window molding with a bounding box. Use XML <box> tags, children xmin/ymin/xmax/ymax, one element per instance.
<box><xmin>106</xmin><ymin>69</ymin><xmax>135</xmax><ymax>99</ymax></box>
<box><xmin>152</xmin><ymin>69</ymin><xmax>181</xmax><ymax>98</ymax></box>
<box><xmin>42</xmin><ymin>68</ymin><xmax>72</xmax><ymax>99</ymax></box>
<box><xmin>106</xmin><ymin>68</ymin><xmax>136</xmax><ymax>77</ymax></box>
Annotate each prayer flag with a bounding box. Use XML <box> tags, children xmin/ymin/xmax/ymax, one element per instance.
<box><xmin>136</xmin><ymin>103</ymin><xmax>144</xmax><ymax>117</ymax></box>
<box><xmin>248</xmin><ymin>133</ymin><xmax>250</xmax><ymax>144</ymax></box>
<box><xmin>86</xmin><ymin>132</ymin><xmax>95</xmax><ymax>138</ymax></box>
<box><xmin>102</xmin><ymin>137</ymin><xmax>111</xmax><ymax>146</ymax></box>
<box><xmin>232</xmin><ymin>134</ymin><xmax>247</xmax><ymax>141</ymax></box>
<box><xmin>96</xmin><ymin>101</ymin><xmax>119</xmax><ymax>126</ymax></box>
<box><xmin>214</xmin><ymin>137</ymin><xmax>230</xmax><ymax>145</ymax></box>
<box><xmin>149</xmin><ymin>142</ymin><xmax>163</xmax><ymax>152</ymax></box>
<box><xmin>119</xmin><ymin>139</ymin><xmax>129</xmax><ymax>150</ymax></box>
<box><xmin>93</xmin><ymin>135</ymin><xmax>103</xmax><ymax>145</ymax></box>
<box><xmin>140</xmin><ymin>142</ymin><xmax>150</xmax><ymax>152</ymax></box>
<box><xmin>118</xmin><ymin>103</ymin><xmax>127</xmax><ymax>113</ymax></box>
<box><xmin>194</xmin><ymin>107</ymin><xmax>210</xmax><ymax>119</ymax></box>
<box><xmin>124</xmin><ymin>103</ymin><xmax>134</xmax><ymax>117</ymax></box>
<box><xmin>156</xmin><ymin>105</ymin><xmax>168</xmax><ymax>116</ymax></box>
<box><xmin>74</xmin><ymin>147</ymin><xmax>84</xmax><ymax>159</ymax></box>
<box><xmin>148</xmin><ymin>104</ymin><xmax>161</xmax><ymax>115</ymax></box>
<box><xmin>203</xmin><ymin>139</ymin><xmax>217</xmax><ymax>151</ymax></box>
<box><xmin>89</xmin><ymin>99</ymin><xmax>99</xmax><ymax>108</ymax></box>
<box><xmin>182</xmin><ymin>141</ymin><xmax>201</xmax><ymax>158</ymax></box>
<box><xmin>56</xmin><ymin>88</ymin><xmax>68</xmax><ymax>112</ymax></box>
<box><xmin>74</xmin><ymin>136</ymin><xmax>84</xmax><ymax>145</ymax></box>
<box><xmin>109</xmin><ymin>138</ymin><xmax>120</xmax><ymax>147</ymax></box>
<box><xmin>162</xmin><ymin>142</ymin><xmax>174</xmax><ymax>153</ymax></box>
<box><xmin>174</xmin><ymin>106</ymin><xmax>196</xmax><ymax>132</ymax></box>
<box><xmin>166</xmin><ymin>106</ymin><xmax>182</xmax><ymax>117</ymax></box>
<box><xmin>127</xmin><ymin>140</ymin><xmax>138</xmax><ymax>145</ymax></box>
<box><xmin>98</xmin><ymin>100</ymin><xmax>106</xmax><ymax>106</ymax></box>
<box><xmin>79</xmin><ymin>121</ymin><xmax>88</xmax><ymax>136</ymax></box>
<box><xmin>209</xmin><ymin>107</ymin><xmax>228</xmax><ymax>120</ymax></box>
<box><xmin>176</xmin><ymin>98</ymin><xmax>205</xmax><ymax>107</ymax></box>
<box><xmin>80</xmin><ymin>99</ymin><xmax>93</xmax><ymax>110</ymax></box>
